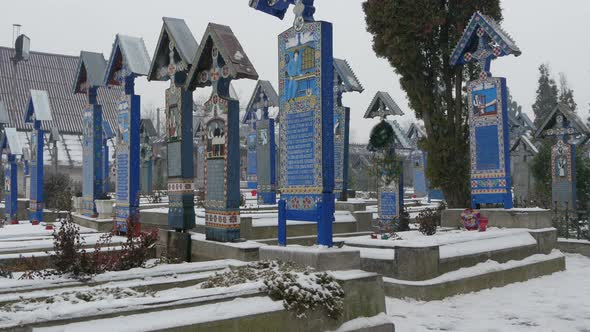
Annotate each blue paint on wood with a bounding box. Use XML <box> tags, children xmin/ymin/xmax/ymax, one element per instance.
<box><xmin>4</xmin><ymin>155</ymin><xmax>18</xmax><ymax>222</ymax></box>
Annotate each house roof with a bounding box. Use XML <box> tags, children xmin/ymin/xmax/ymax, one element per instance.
<box><xmin>73</xmin><ymin>51</ymin><xmax>107</xmax><ymax>94</ymax></box>
<box><xmin>24</xmin><ymin>89</ymin><xmax>53</xmax><ymax>123</ymax></box>
<box><xmin>186</xmin><ymin>23</ymin><xmax>258</xmax><ymax>91</ymax></box>
<box><xmin>0</xmin><ymin>100</ymin><xmax>9</xmax><ymax>125</ymax></box>
<box><xmin>243</xmin><ymin>80</ymin><xmax>279</xmax><ymax>123</ymax></box>
<box><xmin>534</xmin><ymin>103</ymin><xmax>589</xmax><ymax>138</ymax></box>
<box><xmin>450</xmin><ymin>11</ymin><xmax>521</xmax><ymax>67</ymax></box>
<box><xmin>148</xmin><ymin>17</ymin><xmax>199</xmax><ymax>82</ymax></box>
<box><xmin>0</xmin><ymin>46</ymin><xmax>121</xmax><ymax>134</ymax></box>
<box><xmin>364</xmin><ymin>91</ymin><xmax>404</xmax><ymax>119</ymax></box>
<box><xmin>104</xmin><ymin>34</ymin><xmax>151</xmax><ymax>86</ymax></box>
<box><xmin>334</xmin><ymin>58</ymin><xmax>363</xmax><ymax>93</ymax></box>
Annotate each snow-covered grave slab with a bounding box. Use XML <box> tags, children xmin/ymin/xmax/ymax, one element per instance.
<box><xmin>0</xmin><ymin>233</ymin><xmax>127</xmax><ymax>255</ymax></box>
<box><xmin>31</xmin><ymin>296</ymin><xmax>283</xmax><ymax>332</ymax></box>
<box><xmin>0</xmin><ymin>222</ymin><xmax>96</xmax><ymax>241</ymax></box>
<box><xmin>259</xmin><ymin>245</ymin><xmax>361</xmax><ymax>271</ymax></box>
<box><xmin>0</xmin><ymin>259</ymin><xmax>246</xmax><ymax>296</ymax></box>
<box><xmin>0</xmin><ymin>280</ymin><xmax>265</xmax><ymax>330</ymax></box>
<box><xmin>339</xmin><ymin>227</ymin><xmax>535</xmax><ymax>249</ymax></box>
<box><xmin>383</xmin><ymin>250</ymin><xmax>566</xmax><ymax>301</ymax></box>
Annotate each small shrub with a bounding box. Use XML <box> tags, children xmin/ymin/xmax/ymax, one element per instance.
<box><xmin>44</xmin><ymin>173</ymin><xmax>73</xmax><ymax>211</ymax></box>
<box><xmin>0</xmin><ymin>263</ymin><xmax>13</xmax><ymax>279</ymax></box>
<box><xmin>395</xmin><ymin>206</ymin><xmax>410</xmax><ymax>232</ymax></box>
<box><xmin>52</xmin><ymin>215</ymin><xmax>85</xmax><ymax>276</ymax></box>
<box><xmin>417</xmin><ymin>208</ymin><xmax>440</xmax><ymax>236</ymax></box>
<box><xmin>201</xmin><ymin>261</ymin><xmax>345</xmax><ymax>319</ymax></box>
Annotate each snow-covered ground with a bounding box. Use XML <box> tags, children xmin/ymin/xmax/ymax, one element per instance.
<box><xmin>387</xmin><ymin>253</ymin><xmax>590</xmax><ymax>331</ymax></box>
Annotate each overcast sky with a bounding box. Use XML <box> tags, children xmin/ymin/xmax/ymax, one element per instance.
<box><xmin>1</xmin><ymin>0</ymin><xmax>588</xmax><ymax>143</ymax></box>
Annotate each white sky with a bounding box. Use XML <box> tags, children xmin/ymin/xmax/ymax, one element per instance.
<box><xmin>1</xmin><ymin>0</ymin><xmax>588</xmax><ymax>143</ymax></box>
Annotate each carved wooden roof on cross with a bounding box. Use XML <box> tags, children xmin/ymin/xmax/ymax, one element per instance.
<box><xmin>450</xmin><ymin>12</ymin><xmax>521</xmax><ymax>78</ymax></box>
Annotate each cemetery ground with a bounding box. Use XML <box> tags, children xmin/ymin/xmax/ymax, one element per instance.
<box><xmin>0</xmin><ymin>193</ymin><xmax>588</xmax><ymax>331</ymax></box>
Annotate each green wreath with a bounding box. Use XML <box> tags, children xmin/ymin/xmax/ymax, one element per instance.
<box><xmin>368</xmin><ymin>121</ymin><xmax>394</xmax><ymax>151</ymax></box>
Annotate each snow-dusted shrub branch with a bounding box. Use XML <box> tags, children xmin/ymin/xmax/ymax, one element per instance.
<box><xmin>201</xmin><ymin>260</ymin><xmax>345</xmax><ymax>319</ymax></box>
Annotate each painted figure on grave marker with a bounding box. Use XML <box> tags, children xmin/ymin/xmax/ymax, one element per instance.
<box><xmin>451</xmin><ymin>12</ymin><xmax>522</xmax><ymax>209</ymax></box>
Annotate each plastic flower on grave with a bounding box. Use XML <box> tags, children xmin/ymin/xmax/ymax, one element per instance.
<box><xmin>460</xmin><ymin>209</ymin><xmax>480</xmax><ymax>231</ymax></box>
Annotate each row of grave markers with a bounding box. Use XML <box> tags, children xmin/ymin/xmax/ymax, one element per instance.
<box><xmin>6</xmin><ymin>6</ymin><xmax>582</xmax><ymax>248</ymax></box>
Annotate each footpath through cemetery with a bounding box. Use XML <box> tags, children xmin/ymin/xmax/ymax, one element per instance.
<box><xmin>0</xmin><ymin>1</ymin><xmax>589</xmax><ymax>331</ymax></box>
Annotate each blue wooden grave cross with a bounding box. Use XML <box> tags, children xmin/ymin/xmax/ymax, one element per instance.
<box><xmin>450</xmin><ymin>12</ymin><xmax>521</xmax><ymax>209</ymax></box>
<box><xmin>148</xmin><ymin>17</ymin><xmax>199</xmax><ymax>231</ymax></box>
<box><xmin>1</xmin><ymin>128</ymin><xmax>23</xmax><ymax>224</ymax></box>
<box><xmin>104</xmin><ymin>34</ymin><xmax>151</xmax><ymax>234</ymax></box>
<box><xmin>24</xmin><ymin>90</ymin><xmax>53</xmax><ymax>224</ymax></box>
<box><xmin>250</xmin><ymin>0</ymin><xmax>336</xmax><ymax>247</ymax></box>
<box><xmin>185</xmin><ymin>23</ymin><xmax>258</xmax><ymax>242</ymax></box>
<box><xmin>74</xmin><ymin>51</ymin><xmax>108</xmax><ymax>217</ymax></box>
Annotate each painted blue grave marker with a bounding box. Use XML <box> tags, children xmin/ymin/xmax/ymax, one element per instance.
<box><xmin>74</xmin><ymin>51</ymin><xmax>108</xmax><ymax>217</ymax></box>
<box><xmin>333</xmin><ymin>58</ymin><xmax>363</xmax><ymax>201</ymax></box>
<box><xmin>251</xmin><ymin>0</ymin><xmax>336</xmax><ymax>247</ymax></box>
<box><xmin>534</xmin><ymin>104</ymin><xmax>589</xmax><ymax>211</ymax></box>
<box><xmin>364</xmin><ymin>92</ymin><xmax>405</xmax><ymax>225</ymax></box>
<box><xmin>451</xmin><ymin>12</ymin><xmax>522</xmax><ymax>209</ymax></box>
<box><xmin>244</xmin><ymin>80</ymin><xmax>279</xmax><ymax>205</ymax></box>
<box><xmin>148</xmin><ymin>17</ymin><xmax>199</xmax><ymax>231</ymax></box>
<box><xmin>104</xmin><ymin>34</ymin><xmax>151</xmax><ymax>233</ymax></box>
<box><xmin>1</xmin><ymin>128</ymin><xmax>23</xmax><ymax>223</ymax></box>
<box><xmin>186</xmin><ymin>23</ymin><xmax>258</xmax><ymax>241</ymax></box>
<box><xmin>139</xmin><ymin>119</ymin><xmax>157</xmax><ymax>194</ymax></box>
<box><xmin>24</xmin><ymin>90</ymin><xmax>53</xmax><ymax>224</ymax></box>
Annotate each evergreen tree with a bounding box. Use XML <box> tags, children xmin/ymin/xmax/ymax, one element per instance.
<box><xmin>363</xmin><ymin>0</ymin><xmax>502</xmax><ymax>207</ymax></box>
<box><xmin>558</xmin><ymin>73</ymin><xmax>577</xmax><ymax>112</ymax></box>
<box><xmin>532</xmin><ymin>64</ymin><xmax>559</xmax><ymax>127</ymax></box>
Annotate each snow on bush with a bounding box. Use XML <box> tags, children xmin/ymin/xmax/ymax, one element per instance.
<box><xmin>201</xmin><ymin>260</ymin><xmax>345</xmax><ymax>319</ymax></box>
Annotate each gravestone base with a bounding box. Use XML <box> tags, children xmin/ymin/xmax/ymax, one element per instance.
<box><xmin>157</xmin><ymin>229</ymin><xmax>192</xmax><ymax>262</ymax></box>
<box><xmin>205</xmin><ymin>210</ymin><xmax>241</xmax><ymax>242</ymax></box>
<box><xmin>191</xmin><ymin>234</ymin><xmax>264</xmax><ymax>262</ymax></box>
<box><xmin>259</xmin><ymin>245</ymin><xmax>361</xmax><ymax>271</ymax></box>
<box><xmin>441</xmin><ymin>208</ymin><xmax>552</xmax><ymax>229</ymax></box>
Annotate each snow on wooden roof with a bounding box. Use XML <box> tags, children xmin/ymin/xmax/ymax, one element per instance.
<box><xmin>334</xmin><ymin>58</ymin><xmax>363</xmax><ymax>93</ymax></box>
<box><xmin>1</xmin><ymin>128</ymin><xmax>24</xmax><ymax>155</ymax></box>
<box><xmin>186</xmin><ymin>23</ymin><xmax>258</xmax><ymax>90</ymax></box>
<box><xmin>104</xmin><ymin>34</ymin><xmax>151</xmax><ymax>86</ymax></box>
<box><xmin>148</xmin><ymin>17</ymin><xmax>199</xmax><ymax>82</ymax></box>
<box><xmin>364</xmin><ymin>91</ymin><xmax>404</xmax><ymax>119</ymax></box>
<box><xmin>24</xmin><ymin>89</ymin><xmax>53</xmax><ymax>123</ymax></box>
<box><xmin>450</xmin><ymin>11</ymin><xmax>521</xmax><ymax>67</ymax></box>
<box><xmin>73</xmin><ymin>51</ymin><xmax>107</xmax><ymax>94</ymax></box>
